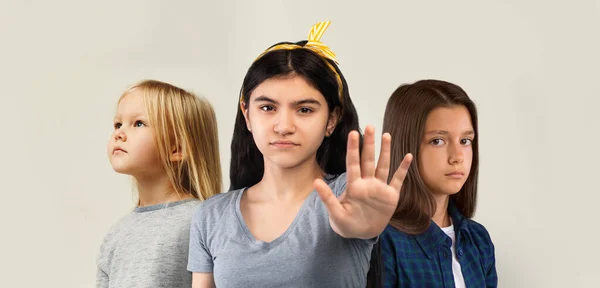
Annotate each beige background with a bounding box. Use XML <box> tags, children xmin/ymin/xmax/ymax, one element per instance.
<box><xmin>1</xmin><ymin>0</ymin><xmax>598</xmax><ymax>287</ymax></box>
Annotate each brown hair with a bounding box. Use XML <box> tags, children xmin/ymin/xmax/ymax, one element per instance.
<box><xmin>383</xmin><ymin>79</ymin><xmax>479</xmax><ymax>234</ymax></box>
<box><xmin>367</xmin><ymin>79</ymin><xmax>480</xmax><ymax>287</ymax></box>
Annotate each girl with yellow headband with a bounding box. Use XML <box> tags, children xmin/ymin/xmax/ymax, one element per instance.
<box><xmin>187</xmin><ymin>21</ymin><xmax>412</xmax><ymax>287</ymax></box>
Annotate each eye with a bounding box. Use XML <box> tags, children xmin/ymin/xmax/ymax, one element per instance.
<box><xmin>461</xmin><ymin>138</ymin><xmax>473</xmax><ymax>145</ymax></box>
<box><xmin>134</xmin><ymin>120</ymin><xmax>146</xmax><ymax>127</ymax></box>
<box><xmin>298</xmin><ymin>107</ymin><xmax>313</xmax><ymax>114</ymax></box>
<box><xmin>430</xmin><ymin>138</ymin><xmax>445</xmax><ymax>146</ymax></box>
<box><xmin>260</xmin><ymin>105</ymin><xmax>275</xmax><ymax>112</ymax></box>
<box><xmin>114</xmin><ymin>122</ymin><xmax>122</xmax><ymax>129</ymax></box>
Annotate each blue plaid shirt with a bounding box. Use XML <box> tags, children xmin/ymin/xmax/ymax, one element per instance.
<box><xmin>381</xmin><ymin>201</ymin><xmax>497</xmax><ymax>287</ymax></box>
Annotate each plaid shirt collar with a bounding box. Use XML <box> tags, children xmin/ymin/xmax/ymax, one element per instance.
<box><xmin>413</xmin><ymin>200</ymin><xmax>473</xmax><ymax>259</ymax></box>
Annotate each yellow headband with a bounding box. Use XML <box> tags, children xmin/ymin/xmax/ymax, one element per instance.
<box><xmin>240</xmin><ymin>21</ymin><xmax>344</xmax><ymax>110</ymax></box>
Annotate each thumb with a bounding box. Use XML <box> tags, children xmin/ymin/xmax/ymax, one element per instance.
<box><xmin>314</xmin><ymin>179</ymin><xmax>344</xmax><ymax>219</ymax></box>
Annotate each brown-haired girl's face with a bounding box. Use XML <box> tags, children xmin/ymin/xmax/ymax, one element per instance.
<box><xmin>418</xmin><ymin>105</ymin><xmax>475</xmax><ymax>197</ymax></box>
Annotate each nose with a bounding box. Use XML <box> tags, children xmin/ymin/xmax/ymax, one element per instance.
<box><xmin>114</xmin><ymin>129</ymin><xmax>127</xmax><ymax>142</ymax></box>
<box><xmin>273</xmin><ymin>109</ymin><xmax>296</xmax><ymax>135</ymax></box>
<box><xmin>448</xmin><ymin>143</ymin><xmax>464</xmax><ymax>165</ymax></box>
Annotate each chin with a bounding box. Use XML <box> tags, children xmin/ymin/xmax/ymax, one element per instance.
<box><xmin>270</xmin><ymin>160</ymin><xmax>305</xmax><ymax>170</ymax></box>
<box><xmin>438</xmin><ymin>185</ymin><xmax>463</xmax><ymax>196</ymax></box>
<box><xmin>110</xmin><ymin>163</ymin><xmax>133</xmax><ymax>175</ymax></box>
<box><xmin>265</xmin><ymin>155</ymin><xmax>310</xmax><ymax>170</ymax></box>
<box><xmin>431</xmin><ymin>183</ymin><xmax>462</xmax><ymax>196</ymax></box>
<box><xmin>445</xmin><ymin>190</ymin><xmax>461</xmax><ymax>196</ymax></box>
<box><xmin>112</xmin><ymin>169</ymin><xmax>133</xmax><ymax>176</ymax></box>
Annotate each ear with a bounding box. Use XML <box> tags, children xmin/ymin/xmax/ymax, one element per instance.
<box><xmin>241</xmin><ymin>101</ymin><xmax>252</xmax><ymax>133</ymax></box>
<box><xmin>325</xmin><ymin>107</ymin><xmax>340</xmax><ymax>136</ymax></box>
<box><xmin>170</xmin><ymin>146</ymin><xmax>183</xmax><ymax>162</ymax></box>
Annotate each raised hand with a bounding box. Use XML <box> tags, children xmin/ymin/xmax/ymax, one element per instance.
<box><xmin>314</xmin><ymin>125</ymin><xmax>413</xmax><ymax>239</ymax></box>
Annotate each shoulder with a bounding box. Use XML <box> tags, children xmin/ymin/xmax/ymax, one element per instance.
<box><xmin>380</xmin><ymin>225</ymin><xmax>411</xmax><ymax>249</ymax></box>
<box><xmin>378</xmin><ymin>225</ymin><xmax>414</xmax><ymax>268</ymax></box>
<box><xmin>191</xmin><ymin>189</ymin><xmax>241</xmax><ymax>226</ymax></box>
<box><xmin>382</xmin><ymin>224</ymin><xmax>410</xmax><ymax>238</ymax></box>
<box><xmin>97</xmin><ymin>212</ymin><xmax>135</xmax><ymax>266</ymax></box>
<box><xmin>161</xmin><ymin>200</ymin><xmax>203</xmax><ymax>231</ymax></box>
<box><xmin>464</xmin><ymin>219</ymin><xmax>496</xmax><ymax>262</ymax></box>
<box><xmin>178</xmin><ymin>199</ymin><xmax>202</xmax><ymax>211</ymax></box>
<box><xmin>465</xmin><ymin>219</ymin><xmax>494</xmax><ymax>245</ymax></box>
<box><xmin>189</xmin><ymin>190</ymin><xmax>242</xmax><ymax>250</ymax></box>
<box><xmin>195</xmin><ymin>189</ymin><xmax>239</xmax><ymax>213</ymax></box>
<box><xmin>100</xmin><ymin>212</ymin><xmax>135</xmax><ymax>242</ymax></box>
<box><xmin>327</xmin><ymin>173</ymin><xmax>347</xmax><ymax>197</ymax></box>
<box><xmin>170</xmin><ymin>199</ymin><xmax>202</xmax><ymax>218</ymax></box>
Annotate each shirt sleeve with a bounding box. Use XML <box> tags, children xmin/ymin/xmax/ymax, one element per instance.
<box><xmin>380</xmin><ymin>230</ymin><xmax>398</xmax><ymax>288</ymax></box>
<box><xmin>472</xmin><ymin>220</ymin><xmax>498</xmax><ymax>288</ymax></box>
<box><xmin>96</xmin><ymin>266</ymin><xmax>109</xmax><ymax>288</ymax></box>
<box><xmin>483</xmin><ymin>230</ymin><xmax>498</xmax><ymax>287</ymax></box>
<box><xmin>331</xmin><ymin>173</ymin><xmax>347</xmax><ymax>198</ymax></box>
<box><xmin>96</xmin><ymin>226</ymin><xmax>114</xmax><ymax>288</ymax></box>
<box><xmin>187</xmin><ymin>205</ymin><xmax>214</xmax><ymax>273</ymax></box>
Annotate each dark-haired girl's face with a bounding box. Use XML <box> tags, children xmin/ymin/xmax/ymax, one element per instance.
<box><xmin>418</xmin><ymin>105</ymin><xmax>474</xmax><ymax>197</ymax></box>
<box><xmin>242</xmin><ymin>75</ymin><xmax>338</xmax><ymax>170</ymax></box>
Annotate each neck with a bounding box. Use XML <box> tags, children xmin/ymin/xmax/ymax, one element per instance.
<box><xmin>252</xmin><ymin>157</ymin><xmax>324</xmax><ymax>202</ymax></box>
<box><xmin>134</xmin><ymin>172</ymin><xmax>193</xmax><ymax>207</ymax></box>
<box><xmin>431</xmin><ymin>194</ymin><xmax>451</xmax><ymax>228</ymax></box>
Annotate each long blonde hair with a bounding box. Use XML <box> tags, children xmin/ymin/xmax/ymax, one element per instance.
<box><xmin>119</xmin><ymin>80</ymin><xmax>222</xmax><ymax>200</ymax></box>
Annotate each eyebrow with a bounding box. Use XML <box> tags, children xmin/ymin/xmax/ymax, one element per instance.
<box><xmin>424</xmin><ymin>130</ymin><xmax>475</xmax><ymax>136</ymax></box>
<box><xmin>113</xmin><ymin>113</ymin><xmax>146</xmax><ymax>121</ymax></box>
<box><xmin>293</xmin><ymin>99</ymin><xmax>321</xmax><ymax>106</ymax></box>
<box><xmin>253</xmin><ymin>95</ymin><xmax>322</xmax><ymax>106</ymax></box>
<box><xmin>254</xmin><ymin>96</ymin><xmax>278</xmax><ymax>104</ymax></box>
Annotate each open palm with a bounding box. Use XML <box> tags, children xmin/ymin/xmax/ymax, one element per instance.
<box><xmin>314</xmin><ymin>125</ymin><xmax>413</xmax><ymax>239</ymax></box>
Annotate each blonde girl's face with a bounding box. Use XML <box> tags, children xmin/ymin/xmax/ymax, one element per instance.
<box><xmin>107</xmin><ymin>90</ymin><xmax>163</xmax><ymax>178</ymax></box>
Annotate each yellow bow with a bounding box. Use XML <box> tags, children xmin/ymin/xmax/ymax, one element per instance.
<box><xmin>241</xmin><ymin>21</ymin><xmax>344</xmax><ymax>111</ymax></box>
<box><xmin>255</xmin><ymin>21</ymin><xmax>338</xmax><ymax>65</ymax></box>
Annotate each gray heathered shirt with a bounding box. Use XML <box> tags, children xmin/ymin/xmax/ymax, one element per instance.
<box><xmin>188</xmin><ymin>173</ymin><xmax>376</xmax><ymax>287</ymax></box>
<box><xmin>97</xmin><ymin>199</ymin><xmax>200</xmax><ymax>288</ymax></box>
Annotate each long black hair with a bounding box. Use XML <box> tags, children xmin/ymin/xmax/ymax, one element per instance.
<box><xmin>229</xmin><ymin>41</ymin><xmax>361</xmax><ymax>190</ymax></box>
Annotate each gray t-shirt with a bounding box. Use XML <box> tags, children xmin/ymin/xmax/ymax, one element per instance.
<box><xmin>188</xmin><ymin>173</ymin><xmax>375</xmax><ymax>287</ymax></box>
<box><xmin>97</xmin><ymin>199</ymin><xmax>200</xmax><ymax>288</ymax></box>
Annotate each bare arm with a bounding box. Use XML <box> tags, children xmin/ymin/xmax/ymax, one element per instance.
<box><xmin>192</xmin><ymin>272</ymin><xmax>215</xmax><ymax>288</ymax></box>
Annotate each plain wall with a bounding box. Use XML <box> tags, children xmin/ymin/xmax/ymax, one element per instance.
<box><xmin>1</xmin><ymin>0</ymin><xmax>598</xmax><ymax>287</ymax></box>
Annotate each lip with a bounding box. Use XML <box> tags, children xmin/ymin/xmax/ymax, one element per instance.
<box><xmin>113</xmin><ymin>147</ymin><xmax>127</xmax><ymax>154</ymax></box>
<box><xmin>445</xmin><ymin>171</ymin><xmax>464</xmax><ymax>178</ymax></box>
<box><xmin>270</xmin><ymin>140</ymin><xmax>299</xmax><ymax>148</ymax></box>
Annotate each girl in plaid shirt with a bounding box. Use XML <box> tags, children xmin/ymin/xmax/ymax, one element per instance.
<box><xmin>367</xmin><ymin>79</ymin><xmax>497</xmax><ymax>288</ymax></box>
